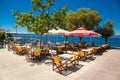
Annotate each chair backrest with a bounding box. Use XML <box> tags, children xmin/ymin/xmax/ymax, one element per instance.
<box><xmin>78</xmin><ymin>50</ymin><xmax>85</xmax><ymax>57</ymax></box>
<box><xmin>71</xmin><ymin>43</ymin><xmax>74</xmax><ymax>48</ymax></box>
<box><xmin>36</xmin><ymin>45</ymin><xmax>40</xmax><ymax>49</ymax></box>
<box><xmin>17</xmin><ymin>46</ymin><xmax>23</xmax><ymax>52</ymax></box>
<box><xmin>70</xmin><ymin>55</ymin><xmax>78</xmax><ymax>61</ymax></box>
<box><xmin>8</xmin><ymin>43</ymin><xmax>13</xmax><ymax>49</ymax></box>
<box><xmin>91</xmin><ymin>48</ymin><xmax>96</xmax><ymax>53</ymax></box>
<box><xmin>65</xmin><ymin>44</ymin><xmax>69</xmax><ymax>50</ymax></box>
<box><xmin>12</xmin><ymin>45</ymin><xmax>17</xmax><ymax>51</ymax></box>
<box><xmin>24</xmin><ymin>47</ymin><xmax>29</xmax><ymax>55</ymax></box>
<box><xmin>52</xmin><ymin>56</ymin><xmax>61</xmax><ymax>66</ymax></box>
<box><xmin>56</xmin><ymin>46</ymin><xmax>62</xmax><ymax>52</ymax></box>
<box><xmin>44</xmin><ymin>48</ymin><xmax>49</xmax><ymax>54</ymax></box>
<box><xmin>33</xmin><ymin>50</ymin><xmax>41</xmax><ymax>57</ymax></box>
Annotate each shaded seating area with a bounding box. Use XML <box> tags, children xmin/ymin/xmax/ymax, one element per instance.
<box><xmin>67</xmin><ymin>55</ymin><xmax>79</xmax><ymax>67</ymax></box>
<box><xmin>52</xmin><ymin>55</ymin><xmax>67</xmax><ymax>74</ymax></box>
<box><xmin>51</xmin><ymin>53</ymin><xmax>80</xmax><ymax>74</ymax></box>
<box><xmin>7</xmin><ymin>41</ymin><xmax>110</xmax><ymax>74</ymax></box>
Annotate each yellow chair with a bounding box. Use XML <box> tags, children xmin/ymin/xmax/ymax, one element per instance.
<box><xmin>78</xmin><ymin>50</ymin><xmax>86</xmax><ymax>60</ymax></box>
<box><xmin>65</xmin><ymin>44</ymin><xmax>69</xmax><ymax>50</ymax></box>
<box><xmin>8</xmin><ymin>43</ymin><xmax>13</xmax><ymax>51</ymax></box>
<box><xmin>16</xmin><ymin>46</ymin><xmax>23</xmax><ymax>55</ymax></box>
<box><xmin>68</xmin><ymin>55</ymin><xmax>79</xmax><ymax>67</ymax></box>
<box><xmin>86</xmin><ymin>48</ymin><xmax>96</xmax><ymax>57</ymax></box>
<box><xmin>36</xmin><ymin>45</ymin><xmax>40</xmax><ymax>49</ymax></box>
<box><xmin>52</xmin><ymin>55</ymin><xmax>67</xmax><ymax>74</ymax></box>
<box><xmin>33</xmin><ymin>49</ymin><xmax>41</xmax><ymax>61</ymax></box>
<box><xmin>56</xmin><ymin>46</ymin><xmax>63</xmax><ymax>54</ymax></box>
<box><xmin>12</xmin><ymin>45</ymin><xmax>17</xmax><ymax>54</ymax></box>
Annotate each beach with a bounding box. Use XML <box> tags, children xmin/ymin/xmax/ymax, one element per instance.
<box><xmin>0</xmin><ymin>48</ymin><xmax>120</xmax><ymax>80</ymax></box>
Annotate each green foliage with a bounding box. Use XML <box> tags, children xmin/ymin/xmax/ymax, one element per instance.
<box><xmin>95</xmin><ymin>20</ymin><xmax>114</xmax><ymax>43</ymax></box>
<box><xmin>52</xmin><ymin>5</ymin><xmax>68</xmax><ymax>29</ymax></box>
<box><xmin>66</xmin><ymin>11</ymin><xmax>77</xmax><ymax>31</ymax></box>
<box><xmin>32</xmin><ymin>0</ymin><xmax>55</xmax><ymax>11</ymax></box>
<box><xmin>103</xmin><ymin>21</ymin><xmax>114</xmax><ymax>38</ymax></box>
<box><xmin>12</xmin><ymin>0</ymin><xmax>69</xmax><ymax>48</ymax></box>
<box><xmin>0</xmin><ymin>32</ymin><xmax>5</xmax><ymax>40</ymax></box>
<box><xmin>66</xmin><ymin>8</ymin><xmax>101</xmax><ymax>30</ymax></box>
<box><xmin>6</xmin><ymin>33</ymin><xmax>13</xmax><ymax>38</ymax></box>
<box><xmin>0</xmin><ymin>27</ymin><xmax>5</xmax><ymax>40</ymax></box>
<box><xmin>12</xmin><ymin>0</ymin><xmax>56</xmax><ymax>34</ymax></box>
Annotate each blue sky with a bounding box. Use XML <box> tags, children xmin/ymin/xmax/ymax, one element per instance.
<box><xmin>0</xmin><ymin>0</ymin><xmax>120</xmax><ymax>35</ymax></box>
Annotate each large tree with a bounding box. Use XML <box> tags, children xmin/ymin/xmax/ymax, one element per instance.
<box><xmin>95</xmin><ymin>20</ymin><xmax>114</xmax><ymax>44</ymax></box>
<box><xmin>12</xmin><ymin>0</ymin><xmax>55</xmax><ymax>48</ymax></box>
<box><xmin>12</xmin><ymin>0</ymin><xmax>68</xmax><ymax>48</ymax></box>
<box><xmin>66</xmin><ymin>8</ymin><xmax>101</xmax><ymax>30</ymax></box>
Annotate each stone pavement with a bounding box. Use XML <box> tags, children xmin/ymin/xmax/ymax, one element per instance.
<box><xmin>76</xmin><ymin>48</ymin><xmax>120</xmax><ymax>80</ymax></box>
<box><xmin>0</xmin><ymin>48</ymin><xmax>120</xmax><ymax>80</ymax></box>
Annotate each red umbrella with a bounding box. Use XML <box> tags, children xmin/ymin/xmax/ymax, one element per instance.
<box><xmin>64</xmin><ymin>27</ymin><xmax>100</xmax><ymax>43</ymax></box>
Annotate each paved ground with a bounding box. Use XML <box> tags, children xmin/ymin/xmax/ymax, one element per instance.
<box><xmin>0</xmin><ymin>48</ymin><xmax>120</xmax><ymax>80</ymax></box>
<box><xmin>76</xmin><ymin>48</ymin><xmax>120</xmax><ymax>80</ymax></box>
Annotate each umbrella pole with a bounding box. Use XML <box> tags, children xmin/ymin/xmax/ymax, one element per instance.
<box><xmin>65</xmin><ymin>36</ymin><xmax>68</xmax><ymax>53</ymax></box>
<box><xmin>79</xmin><ymin>37</ymin><xmax>82</xmax><ymax>43</ymax></box>
<box><xmin>90</xmin><ymin>37</ymin><xmax>92</xmax><ymax>46</ymax></box>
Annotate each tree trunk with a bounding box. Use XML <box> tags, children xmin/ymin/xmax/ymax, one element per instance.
<box><xmin>39</xmin><ymin>33</ymin><xmax>42</xmax><ymax>49</ymax></box>
<box><xmin>105</xmin><ymin>37</ymin><xmax>108</xmax><ymax>44</ymax></box>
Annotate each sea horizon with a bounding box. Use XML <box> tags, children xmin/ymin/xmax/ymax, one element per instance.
<box><xmin>12</xmin><ymin>33</ymin><xmax>120</xmax><ymax>48</ymax></box>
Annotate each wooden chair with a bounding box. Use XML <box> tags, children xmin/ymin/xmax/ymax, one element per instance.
<box><xmin>52</xmin><ymin>55</ymin><xmax>67</xmax><ymax>74</ymax></box>
<box><xmin>56</xmin><ymin>46</ymin><xmax>63</xmax><ymax>54</ymax></box>
<box><xmin>12</xmin><ymin>45</ymin><xmax>17</xmax><ymax>54</ymax></box>
<box><xmin>78</xmin><ymin>50</ymin><xmax>86</xmax><ymax>60</ymax></box>
<box><xmin>65</xmin><ymin>44</ymin><xmax>69</xmax><ymax>50</ymax></box>
<box><xmin>86</xmin><ymin>48</ymin><xmax>96</xmax><ymax>58</ymax></box>
<box><xmin>8</xmin><ymin>43</ymin><xmax>13</xmax><ymax>51</ymax></box>
<box><xmin>24</xmin><ymin>47</ymin><xmax>32</xmax><ymax>60</ymax></box>
<box><xmin>90</xmin><ymin>48</ymin><xmax>96</xmax><ymax>55</ymax></box>
<box><xmin>42</xmin><ymin>47</ymin><xmax>50</xmax><ymax>60</ymax></box>
<box><xmin>68</xmin><ymin>55</ymin><xmax>79</xmax><ymax>67</ymax></box>
<box><xmin>69</xmin><ymin>43</ymin><xmax>75</xmax><ymax>51</ymax></box>
<box><xmin>95</xmin><ymin>46</ymin><xmax>103</xmax><ymax>55</ymax></box>
<box><xmin>33</xmin><ymin>49</ymin><xmax>41</xmax><ymax>61</ymax></box>
<box><xmin>36</xmin><ymin>45</ymin><xmax>40</xmax><ymax>49</ymax></box>
<box><xmin>16</xmin><ymin>46</ymin><xmax>24</xmax><ymax>55</ymax></box>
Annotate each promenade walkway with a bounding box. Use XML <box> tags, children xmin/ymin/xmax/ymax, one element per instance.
<box><xmin>76</xmin><ymin>48</ymin><xmax>120</xmax><ymax>80</ymax></box>
<box><xmin>0</xmin><ymin>48</ymin><xmax>120</xmax><ymax>80</ymax></box>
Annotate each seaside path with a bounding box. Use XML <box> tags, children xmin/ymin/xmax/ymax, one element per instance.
<box><xmin>0</xmin><ymin>48</ymin><xmax>120</xmax><ymax>80</ymax></box>
<box><xmin>76</xmin><ymin>48</ymin><xmax>120</xmax><ymax>80</ymax></box>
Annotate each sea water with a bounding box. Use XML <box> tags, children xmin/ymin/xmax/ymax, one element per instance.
<box><xmin>14</xmin><ymin>34</ymin><xmax>120</xmax><ymax>47</ymax></box>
